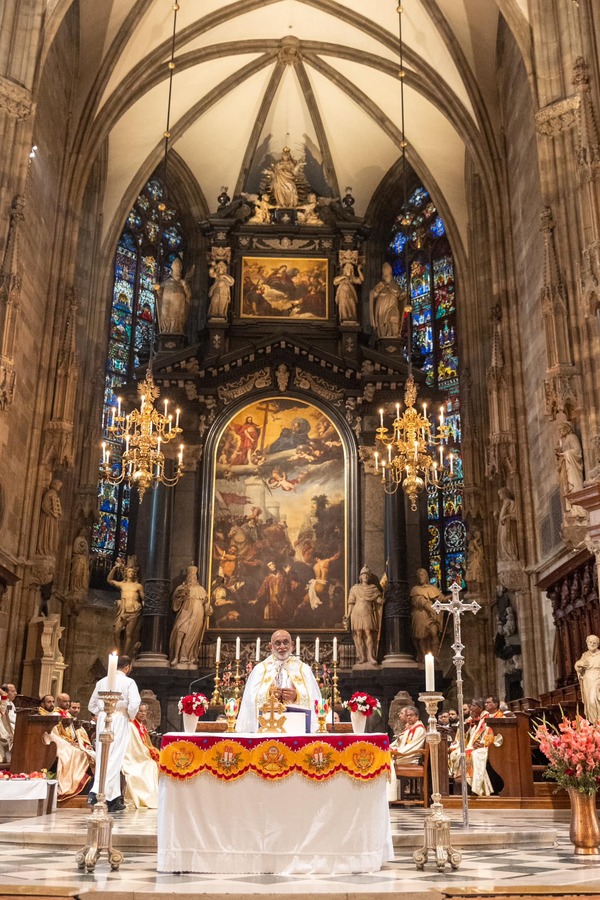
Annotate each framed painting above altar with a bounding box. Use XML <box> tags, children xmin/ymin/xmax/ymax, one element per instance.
<box><xmin>240</xmin><ymin>257</ymin><xmax>328</xmax><ymax>320</ymax></box>
<box><xmin>209</xmin><ymin>397</ymin><xmax>346</xmax><ymax>631</ymax></box>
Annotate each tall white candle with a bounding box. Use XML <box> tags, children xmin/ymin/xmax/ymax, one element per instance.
<box><xmin>256</xmin><ymin>637</ymin><xmax>261</xmax><ymax>661</ymax></box>
<box><xmin>425</xmin><ymin>653</ymin><xmax>435</xmax><ymax>692</ymax></box>
<box><xmin>235</xmin><ymin>636</ymin><xmax>241</xmax><ymax>660</ymax></box>
<box><xmin>332</xmin><ymin>637</ymin><xmax>338</xmax><ymax>663</ymax></box>
<box><xmin>215</xmin><ymin>636</ymin><xmax>221</xmax><ymax>664</ymax></box>
<box><xmin>314</xmin><ymin>637</ymin><xmax>320</xmax><ymax>664</ymax></box>
<box><xmin>107</xmin><ymin>652</ymin><xmax>118</xmax><ymax>691</ymax></box>
<box><xmin>296</xmin><ymin>636</ymin><xmax>301</xmax><ymax>657</ymax></box>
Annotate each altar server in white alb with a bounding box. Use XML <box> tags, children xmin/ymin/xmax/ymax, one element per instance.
<box><xmin>236</xmin><ymin>629</ymin><xmax>322</xmax><ymax>733</ymax></box>
<box><xmin>88</xmin><ymin>655</ymin><xmax>141</xmax><ymax>811</ymax></box>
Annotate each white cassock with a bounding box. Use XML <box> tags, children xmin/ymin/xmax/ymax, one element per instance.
<box><xmin>387</xmin><ymin>721</ymin><xmax>426</xmax><ymax>801</ymax></box>
<box><xmin>89</xmin><ymin>671</ymin><xmax>141</xmax><ymax>801</ymax></box>
<box><xmin>0</xmin><ymin>701</ymin><xmax>15</xmax><ymax>762</ymax></box>
<box><xmin>235</xmin><ymin>654</ymin><xmax>322</xmax><ymax>733</ymax></box>
<box><xmin>448</xmin><ymin>712</ymin><xmax>502</xmax><ymax>797</ymax></box>
<box><xmin>122</xmin><ymin>721</ymin><xmax>158</xmax><ymax>809</ymax></box>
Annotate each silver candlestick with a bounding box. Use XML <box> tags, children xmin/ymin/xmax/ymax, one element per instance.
<box><xmin>413</xmin><ymin>691</ymin><xmax>462</xmax><ymax>872</ymax></box>
<box><xmin>76</xmin><ymin>690</ymin><xmax>124</xmax><ymax>872</ymax></box>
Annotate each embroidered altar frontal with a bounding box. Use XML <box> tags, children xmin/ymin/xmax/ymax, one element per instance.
<box><xmin>159</xmin><ymin>733</ymin><xmax>390</xmax><ymax>783</ymax></box>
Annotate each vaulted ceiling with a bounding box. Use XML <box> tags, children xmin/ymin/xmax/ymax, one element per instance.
<box><xmin>50</xmin><ymin>0</ymin><xmax>531</xmax><ymax>258</ymax></box>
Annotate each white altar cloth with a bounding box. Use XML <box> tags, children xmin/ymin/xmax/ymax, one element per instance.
<box><xmin>0</xmin><ymin>779</ymin><xmax>57</xmax><ymax>816</ymax></box>
<box><xmin>157</xmin><ymin>733</ymin><xmax>393</xmax><ymax>875</ymax></box>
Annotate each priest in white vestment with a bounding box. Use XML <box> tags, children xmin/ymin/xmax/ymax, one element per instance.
<box><xmin>387</xmin><ymin>706</ymin><xmax>426</xmax><ymax>801</ymax></box>
<box><xmin>122</xmin><ymin>703</ymin><xmax>159</xmax><ymax>808</ymax></box>
<box><xmin>236</xmin><ymin>629</ymin><xmax>322</xmax><ymax>733</ymax></box>
<box><xmin>88</xmin><ymin>655</ymin><xmax>141</xmax><ymax>810</ymax></box>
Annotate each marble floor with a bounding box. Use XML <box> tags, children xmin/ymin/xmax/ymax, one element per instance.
<box><xmin>0</xmin><ymin>807</ymin><xmax>596</xmax><ymax>899</ymax></box>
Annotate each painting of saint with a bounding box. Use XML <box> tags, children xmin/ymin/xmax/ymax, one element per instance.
<box><xmin>240</xmin><ymin>257</ymin><xmax>328</xmax><ymax>320</ymax></box>
<box><xmin>209</xmin><ymin>398</ymin><xmax>346</xmax><ymax>631</ymax></box>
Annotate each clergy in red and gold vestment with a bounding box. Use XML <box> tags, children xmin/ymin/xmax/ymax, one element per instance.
<box><xmin>122</xmin><ymin>703</ymin><xmax>159</xmax><ymax>808</ymax></box>
<box><xmin>45</xmin><ymin>692</ymin><xmax>93</xmax><ymax>801</ymax></box>
<box><xmin>387</xmin><ymin>706</ymin><xmax>426</xmax><ymax>801</ymax></box>
<box><xmin>449</xmin><ymin>698</ymin><xmax>502</xmax><ymax>796</ymax></box>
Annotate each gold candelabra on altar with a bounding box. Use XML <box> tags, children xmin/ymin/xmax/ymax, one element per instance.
<box><xmin>374</xmin><ymin>374</ymin><xmax>451</xmax><ymax>511</ymax></box>
<box><xmin>100</xmin><ymin>369</ymin><xmax>184</xmax><ymax>502</ymax></box>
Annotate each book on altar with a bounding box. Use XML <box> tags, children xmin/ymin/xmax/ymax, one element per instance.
<box><xmin>283</xmin><ymin>706</ymin><xmax>311</xmax><ymax>734</ymax></box>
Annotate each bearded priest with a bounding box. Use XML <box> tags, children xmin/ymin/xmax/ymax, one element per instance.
<box><xmin>236</xmin><ymin>629</ymin><xmax>322</xmax><ymax>733</ymax></box>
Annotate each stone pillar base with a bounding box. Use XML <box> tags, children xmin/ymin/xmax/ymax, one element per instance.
<box><xmin>135</xmin><ymin>652</ymin><xmax>169</xmax><ymax>668</ymax></box>
<box><xmin>382</xmin><ymin>652</ymin><xmax>416</xmax><ymax>668</ymax></box>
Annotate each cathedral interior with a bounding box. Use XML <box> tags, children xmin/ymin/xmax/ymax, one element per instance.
<box><xmin>1</xmin><ymin>0</ymin><xmax>600</xmax><ymax>740</ymax></box>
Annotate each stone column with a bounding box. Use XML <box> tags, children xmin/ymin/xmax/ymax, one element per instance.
<box><xmin>138</xmin><ymin>476</ymin><xmax>174</xmax><ymax>668</ymax></box>
<box><xmin>381</xmin><ymin>487</ymin><xmax>414</xmax><ymax>667</ymax></box>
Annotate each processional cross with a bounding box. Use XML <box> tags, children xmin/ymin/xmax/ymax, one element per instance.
<box><xmin>433</xmin><ymin>581</ymin><xmax>480</xmax><ymax>828</ymax></box>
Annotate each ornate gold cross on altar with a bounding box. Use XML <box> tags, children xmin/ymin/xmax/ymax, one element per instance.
<box><xmin>257</xmin><ymin>687</ymin><xmax>288</xmax><ymax>733</ymax></box>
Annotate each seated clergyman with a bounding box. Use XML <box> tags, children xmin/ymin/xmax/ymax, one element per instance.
<box><xmin>387</xmin><ymin>705</ymin><xmax>426</xmax><ymax>802</ymax></box>
<box><xmin>235</xmin><ymin>629</ymin><xmax>322</xmax><ymax>733</ymax></box>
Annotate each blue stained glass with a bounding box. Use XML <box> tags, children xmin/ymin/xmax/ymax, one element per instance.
<box><xmin>392</xmin><ymin>257</ymin><xmax>406</xmax><ymax>278</ymax></box>
<box><xmin>445</xmin><ymin>553</ymin><xmax>466</xmax><ymax>590</ymax></box>
<box><xmin>110</xmin><ymin>308</ymin><xmax>132</xmax><ymax>345</ymax></box>
<box><xmin>127</xmin><ymin>210</ymin><xmax>142</xmax><ymax>230</ymax></box>
<box><xmin>409</xmin><ymin>186</ymin><xmax>429</xmax><ymax>207</ymax></box>
<box><xmin>430</xmin><ymin>216</ymin><xmax>445</xmax><ymax>237</ymax></box>
<box><xmin>146</xmin><ymin>221</ymin><xmax>159</xmax><ymax>243</ymax></box>
<box><xmin>163</xmin><ymin>225</ymin><xmax>183</xmax><ymax>249</ymax></box>
<box><xmin>442</xmin><ymin>487</ymin><xmax>463</xmax><ymax>517</ymax></box>
<box><xmin>445</xmin><ymin>412</ymin><xmax>461</xmax><ymax>442</ymax></box>
<box><xmin>429</xmin><ymin>525</ymin><xmax>440</xmax><ymax>554</ymax></box>
<box><xmin>146</xmin><ymin>179</ymin><xmax>163</xmax><ymax>201</ymax></box>
<box><xmin>118</xmin><ymin>517</ymin><xmax>129</xmax><ymax>553</ymax></box>
<box><xmin>118</xmin><ymin>232</ymin><xmax>137</xmax><ymax>252</ymax></box>
<box><xmin>136</xmin><ymin>193</ymin><xmax>150</xmax><ymax>212</ymax></box>
<box><xmin>410</xmin><ymin>259</ymin><xmax>430</xmax><ymax>299</ymax></box>
<box><xmin>429</xmin><ymin>556</ymin><xmax>442</xmax><ymax>588</ymax></box>
<box><xmin>390</xmin><ymin>231</ymin><xmax>408</xmax><ymax>254</ymax></box>
<box><xmin>427</xmin><ymin>486</ymin><xmax>438</xmax><ymax>519</ymax></box>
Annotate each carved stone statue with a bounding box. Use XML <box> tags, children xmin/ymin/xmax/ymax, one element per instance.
<box><xmin>465</xmin><ymin>529</ymin><xmax>485</xmax><ymax>594</ymax></box>
<box><xmin>297</xmin><ymin>193</ymin><xmax>323</xmax><ymax>226</ymax></box>
<box><xmin>169</xmin><ymin>565</ymin><xmax>213</xmax><ymax>668</ymax></box>
<box><xmin>333</xmin><ymin>260</ymin><xmax>364</xmax><ymax>323</ymax></box>
<box><xmin>369</xmin><ymin>262</ymin><xmax>406</xmax><ymax>338</ymax></box>
<box><xmin>207</xmin><ymin>259</ymin><xmax>234</xmax><ymax>320</ymax></box>
<box><xmin>108</xmin><ymin>559</ymin><xmax>144</xmax><ymax>658</ymax></box>
<box><xmin>556</xmin><ymin>423</ymin><xmax>586</xmax><ymax>518</ymax></box>
<box><xmin>575</xmin><ymin>634</ymin><xmax>600</xmax><ymax>723</ymax></box>
<box><xmin>346</xmin><ymin>566</ymin><xmax>383</xmax><ymax>666</ymax></box>
<box><xmin>37</xmin><ymin>479</ymin><xmax>63</xmax><ymax>557</ymax></box>
<box><xmin>410</xmin><ymin>567</ymin><xmax>443</xmax><ymax>661</ymax></box>
<box><xmin>496</xmin><ymin>486</ymin><xmax>519</xmax><ymax>562</ymax></box>
<box><xmin>247</xmin><ymin>193</ymin><xmax>274</xmax><ymax>224</ymax></box>
<box><xmin>69</xmin><ymin>532</ymin><xmax>90</xmax><ymax>595</ymax></box>
<box><xmin>156</xmin><ymin>257</ymin><xmax>192</xmax><ymax>334</ymax></box>
<box><xmin>262</xmin><ymin>146</ymin><xmax>303</xmax><ymax>208</ymax></box>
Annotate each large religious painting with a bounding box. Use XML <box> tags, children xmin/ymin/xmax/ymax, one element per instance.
<box><xmin>209</xmin><ymin>398</ymin><xmax>346</xmax><ymax>631</ymax></box>
<box><xmin>240</xmin><ymin>257</ymin><xmax>328</xmax><ymax>319</ymax></box>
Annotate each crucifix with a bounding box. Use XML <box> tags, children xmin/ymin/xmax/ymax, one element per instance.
<box><xmin>433</xmin><ymin>580</ymin><xmax>480</xmax><ymax>828</ymax></box>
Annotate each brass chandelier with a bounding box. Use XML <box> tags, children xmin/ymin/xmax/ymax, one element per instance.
<box><xmin>374</xmin><ymin>375</ymin><xmax>452</xmax><ymax>510</ymax></box>
<box><xmin>101</xmin><ymin>370</ymin><xmax>184</xmax><ymax>502</ymax></box>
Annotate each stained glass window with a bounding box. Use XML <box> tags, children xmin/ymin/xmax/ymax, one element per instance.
<box><xmin>388</xmin><ymin>180</ymin><xmax>464</xmax><ymax>591</ymax></box>
<box><xmin>91</xmin><ymin>176</ymin><xmax>186</xmax><ymax>568</ymax></box>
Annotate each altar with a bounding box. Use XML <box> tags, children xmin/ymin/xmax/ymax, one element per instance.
<box><xmin>157</xmin><ymin>732</ymin><xmax>393</xmax><ymax>875</ymax></box>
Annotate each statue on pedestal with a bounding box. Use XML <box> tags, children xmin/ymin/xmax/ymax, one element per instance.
<box><xmin>262</xmin><ymin>147</ymin><xmax>304</xmax><ymax>208</ymax></box>
<box><xmin>369</xmin><ymin>262</ymin><xmax>406</xmax><ymax>338</ymax></box>
<box><xmin>108</xmin><ymin>559</ymin><xmax>144</xmax><ymax>658</ymax></box>
<box><xmin>156</xmin><ymin>257</ymin><xmax>192</xmax><ymax>334</ymax></box>
<box><xmin>410</xmin><ymin>567</ymin><xmax>443</xmax><ymax>661</ymax></box>
<box><xmin>496</xmin><ymin>487</ymin><xmax>519</xmax><ymax>562</ymax></box>
<box><xmin>556</xmin><ymin>423</ymin><xmax>586</xmax><ymax>519</ymax></box>
<box><xmin>465</xmin><ymin>529</ymin><xmax>485</xmax><ymax>595</ymax></box>
<box><xmin>169</xmin><ymin>566</ymin><xmax>213</xmax><ymax>668</ymax></box>
<box><xmin>207</xmin><ymin>259</ymin><xmax>234</xmax><ymax>320</ymax></box>
<box><xmin>333</xmin><ymin>260</ymin><xmax>363</xmax><ymax>323</ymax></box>
<box><xmin>575</xmin><ymin>635</ymin><xmax>600</xmax><ymax>723</ymax></box>
<box><xmin>346</xmin><ymin>565</ymin><xmax>383</xmax><ymax>666</ymax></box>
<box><xmin>69</xmin><ymin>532</ymin><xmax>90</xmax><ymax>596</ymax></box>
<box><xmin>37</xmin><ymin>479</ymin><xmax>63</xmax><ymax>557</ymax></box>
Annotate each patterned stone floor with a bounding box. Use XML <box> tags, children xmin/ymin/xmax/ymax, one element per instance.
<box><xmin>0</xmin><ymin>807</ymin><xmax>596</xmax><ymax>898</ymax></box>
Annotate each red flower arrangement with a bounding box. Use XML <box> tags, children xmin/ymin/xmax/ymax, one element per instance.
<box><xmin>343</xmin><ymin>692</ymin><xmax>381</xmax><ymax>717</ymax></box>
<box><xmin>178</xmin><ymin>693</ymin><xmax>209</xmax><ymax>716</ymax></box>
<box><xmin>533</xmin><ymin>714</ymin><xmax>600</xmax><ymax>795</ymax></box>
<box><xmin>0</xmin><ymin>770</ymin><xmax>48</xmax><ymax>780</ymax></box>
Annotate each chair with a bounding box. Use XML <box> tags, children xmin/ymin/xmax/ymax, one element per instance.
<box><xmin>394</xmin><ymin>744</ymin><xmax>430</xmax><ymax>808</ymax></box>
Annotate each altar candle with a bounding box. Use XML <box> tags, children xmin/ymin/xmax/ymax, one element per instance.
<box><xmin>235</xmin><ymin>636</ymin><xmax>241</xmax><ymax>660</ymax></box>
<box><xmin>425</xmin><ymin>653</ymin><xmax>435</xmax><ymax>692</ymax></box>
<box><xmin>107</xmin><ymin>652</ymin><xmax>118</xmax><ymax>691</ymax></box>
<box><xmin>315</xmin><ymin>637</ymin><xmax>320</xmax><ymax>663</ymax></box>
<box><xmin>374</xmin><ymin>451</ymin><xmax>379</xmax><ymax>472</ymax></box>
<box><xmin>379</xmin><ymin>408</ymin><xmax>384</xmax><ymax>429</ymax></box>
<box><xmin>215</xmin><ymin>636</ymin><xmax>221</xmax><ymax>663</ymax></box>
<box><xmin>333</xmin><ymin>637</ymin><xmax>337</xmax><ymax>663</ymax></box>
<box><xmin>296</xmin><ymin>636</ymin><xmax>300</xmax><ymax>657</ymax></box>
<box><xmin>117</xmin><ymin>396</ymin><xmax>122</xmax><ymax>418</ymax></box>
<box><xmin>175</xmin><ymin>408</ymin><xmax>180</xmax><ymax>430</ymax></box>
<box><xmin>256</xmin><ymin>637</ymin><xmax>261</xmax><ymax>661</ymax></box>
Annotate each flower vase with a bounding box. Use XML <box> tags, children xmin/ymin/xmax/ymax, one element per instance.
<box><xmin>568</xmin><ymin>788</ymin><xmax>600</xmax><ymax>855</ymax></box>
<box><xmin>350</xmin><ymin>711</ymin><xmax>367</xmax><ymax>734</ymax></box>
<box><xmin>182</xmin><ymin>712</ymin><xmax>199</xmax><ymax>734</ymax></box>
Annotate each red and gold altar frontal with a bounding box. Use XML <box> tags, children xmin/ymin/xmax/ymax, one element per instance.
<box><xmin>159</xmin><ymin>733</ymin><xmax>390</xmax><ymax>783</ymax></box>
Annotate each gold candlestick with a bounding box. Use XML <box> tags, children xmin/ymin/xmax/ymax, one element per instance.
<box><xmin>317</xmin><ymin>713</ymin><xmax>327</xmax><ymax>734</ymax></box>
<box><xmin>211</xmin><ymin>660</ymin><xmax>222</xmax><ymax>706</ymax></box>
<box><xmin>233</xmin><ymin>658</ymin><xmax>241</xmax><ymax>700</ymax></box>
<box><xmin>413</xmin><ymin>691</ymin><xmax>462</xmax><ymax>873</ymax></box>
<box><xmin>76</xmin><ymin>690</ymin><xmax>124</xmax><ymax>873</ymax></box>
<box><xmin>332</xmin><ymin>659</ymin><xmax>341</xmax><ymax>706</ymax></box>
